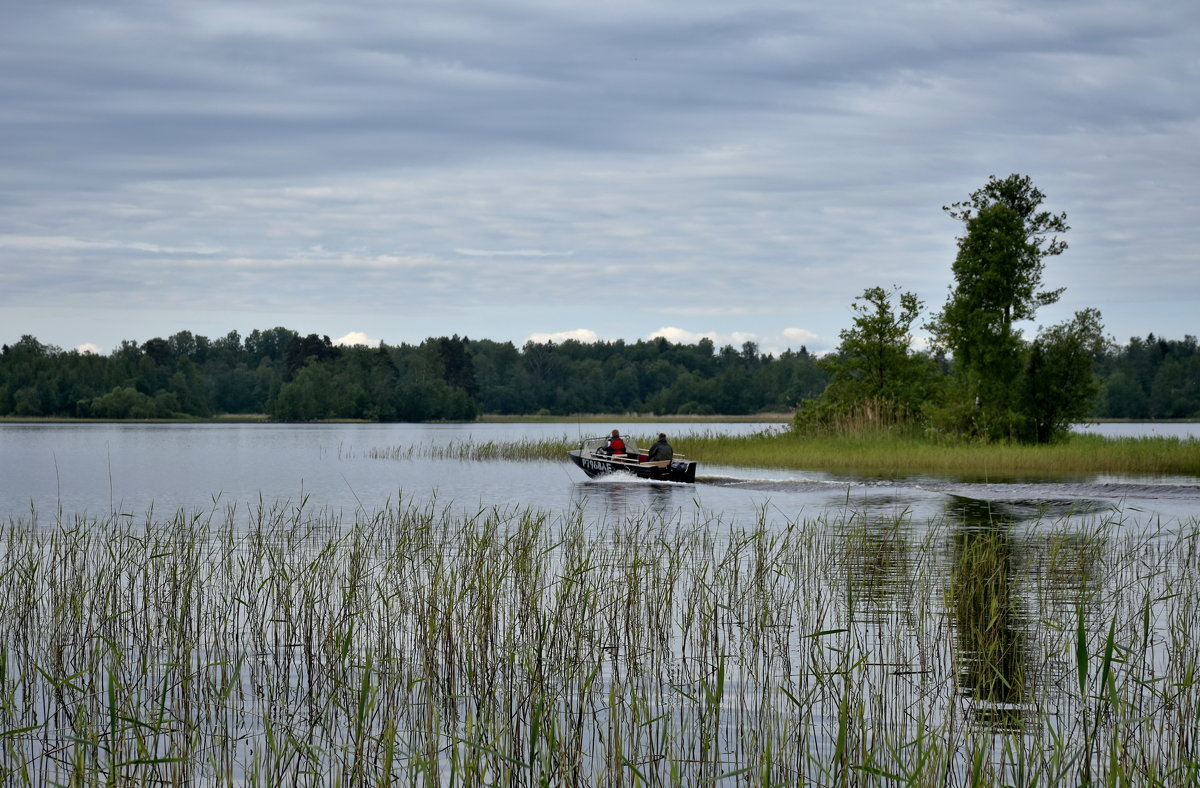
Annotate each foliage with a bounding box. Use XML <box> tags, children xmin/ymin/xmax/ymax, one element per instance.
<box><xmin>2</xmin><ymin>322</ymin><xmax>1198</xmax><ymax>424</ymax></box>
<box><xmin>789</xmin><ymin>175</ymin><xmax>1140</xmax><ymax>444</ymax></box>
<box><xmin>82</xmin><ymin>386</ymin><xmax>177</xmax><ymax>419</ymax></box>
<box><xmin>928</xmin><ymin>174</ymin><xmax>1090</xmax><ymax>442</ymax></box>
<box><xmin>1097</xmin><ymin>334</ymin><xmax>1200</xmax><ymax>419</ymax></box>
<box><xmin>1021</xmin><ymin>308</ymin><xmax>1107</xmax><ymax>443</ymax></box>
<box><xmin>799</xmin><ymin>286</ymin><xmax>943</xmax><ymax>434</ymax></box>
<box><xmin>0</xmin><ymin>330</ymin><xmax>828</xmax><ymax>421</ymax></box>
<box><xmin>940</xmin><ymin>174</ymin><xmax>1068</xmax><ymax>328</ymax></box>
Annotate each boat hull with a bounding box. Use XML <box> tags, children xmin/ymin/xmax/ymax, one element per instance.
<box><xmin>568</xmin><ymin>450</ymin><xmax>697</xmax><ymax>483</ymax></box>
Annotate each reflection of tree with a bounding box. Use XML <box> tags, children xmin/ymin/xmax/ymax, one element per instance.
<box><xmin>946</xmin><ymin>497</ymin><xmax>1029</xmax><ymax>730</ymax></box>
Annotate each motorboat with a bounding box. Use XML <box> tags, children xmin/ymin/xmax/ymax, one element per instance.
<box><xmin>567</xmin><ymin>435</ymin><xmax>697</xmax><ymax>483</ymax></box>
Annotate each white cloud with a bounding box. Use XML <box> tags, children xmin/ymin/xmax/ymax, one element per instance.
<box><xmin>455</xmin><ymin>249</ymin><xmax>574</xmax><ymax>258</ymax></box>
<box><xmin>649</xmin><ymin>327</ymin><xmax>773</xmax><ymax>350</ymax></box>
<box><xmin>648</xmin><ymin>326</ymin><xmax>718</xmax><ymax>345</ymax></box>
<box><xmin>333</xmin><ymin>331</ymin><xmax>379</xmax><ymax>347</ymax></box>
<box><xmin>75</xmin><ymin>343</ymin><xmax>103</xmax><ymax>355</ymax></box>
<box><xmin>0</xmin><ymin>234</ymin><xmax>223</xmax><ymax>255</ymax></box>
<box><xmin>646</xmin><ymin>326</ymin><xmax>828</xmax><ymax>356</ymax></box>
<box><xmin>782</xmin><ymin>328</ymin><xmax>821</xmax><ymax>347</ymax></box>
<box><xmin>525</xmin><ymin>328</ymin><xmax>600</xmax><ymax>344</ymax></box>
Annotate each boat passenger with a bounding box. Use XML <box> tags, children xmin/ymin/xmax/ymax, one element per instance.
<box><xmin>646</xmin><ymin>433</ymin><xmax>672</xmax><ymax>464</ymax></box>
<box><xmin>603</xmin><ymin>429</ymin><xmax>626</xmax><ymax>456</ymax></box>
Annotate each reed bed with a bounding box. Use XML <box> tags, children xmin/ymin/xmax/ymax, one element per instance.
<box><xmin>1</xmin><ymin>500</ymin><xmax>1197</xmax><ymax>785</ymax></box>
<box><xmin>685</xmin><ymin>431</ymin><xmax>1200</xmax><ymax>477</ymax></box>
<box><xmin>362</xmin><ymin>437</ymin><xmax>564</xmax><ymax>463</ymax></box>
<box><xmin>363</xmin><ymin>429</ymin><xmax>1200</xmax><ymax>478</ymax></box>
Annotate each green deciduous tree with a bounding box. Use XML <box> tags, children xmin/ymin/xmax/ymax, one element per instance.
<box><xmin>941</xmin><ymin>174</ymin><xmax>1068</xmax><ymax>330</ymax></box>
<box><xmin>823</xmin><ymin>286</ymin><xmax>926</xmax><ymax>403</ymax></box>
<box><xmin>84</xmin><ymin>386</ymin><xmax>163</xmax><ymax>419</ymax></box>
<box><xmin>797</xmin><ymin>286</ymin><xmax>940</xmax><ymax>434</ymax></box>
<box><xmin>1022</xmin><ymin>308</ymin><xmax>1107</xmax><ymax>442</ymax></box>
<box><xmin>267</xmin><ymin>361</ymin><xmax>337</xmax><ymax>421</ymax></box>
<box><xmin>930</xmin><ymin>174</ymin><xmax>1072</xmax><ymax>439</ymax></box>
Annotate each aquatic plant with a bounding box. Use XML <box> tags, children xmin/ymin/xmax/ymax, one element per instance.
<box><xmin>362</xmin><ymin>428</ymin><xmax>1200</xmax><ymax>478</ymax></box>
<box><xmin>0</xmin><ymin>500</ymin><xmax>1196</xmax><ymax>785</ymax></box>
<box><xmin>685</xmin><ymin>430</ymin><xmax>1200</xmax><ymax>477</ymax></box>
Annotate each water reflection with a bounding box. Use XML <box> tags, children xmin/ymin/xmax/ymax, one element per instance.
<box><xmin>569</xmin><ymin>478</ymin><xmax>686</xmax><ymax>527</ymax></box>
<box><xmin>945</xmin><ymin>497</ymin><xmax>1032</xmax><ymax>731</ymax></box>
<box><xmin>1038</xmin><ymin>530</ymin><xmax>1108</xmax><ymax>612</ymax></box>
<box><xmin>836</xmin><ymin>510</ymin><xmax>914</xmax><ymax>619</ymax></box>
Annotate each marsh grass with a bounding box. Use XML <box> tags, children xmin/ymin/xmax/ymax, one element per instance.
<box><xmin>684</xmin><ymin>430</ymin><xmax>1200</xmax><ymax>477</ymax></box>
<box><xmin>1</xmin><ymin>500</ymin><xmax>1197</xmax><ymax>785</ymax></box>
<box><xmin>363</xmin><ymin>437</ymin><xmax>560</xmax><ymax>463</ymax></box>
<box><xmin>365</xmin><ymin>429</ymin><xmax>1200</xmax><ymax>478</ymax></box>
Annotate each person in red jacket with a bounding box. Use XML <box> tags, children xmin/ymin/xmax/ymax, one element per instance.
<box><xmin>604</xmin><ymin>429</ymin><xmax>626</xmax><ymax>457</ymax></box>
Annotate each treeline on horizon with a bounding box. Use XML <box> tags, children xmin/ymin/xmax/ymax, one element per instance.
<box><xmin>0</xmin><ymin>327</ymin><xmax>1197</xmax><ymax>422</ymax></box>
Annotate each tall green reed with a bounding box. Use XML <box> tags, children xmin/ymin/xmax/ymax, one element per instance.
<box><xmin>0</xmin><ymin>499</ymin><xmax>1196</xmax><ymax>785</ymax></box>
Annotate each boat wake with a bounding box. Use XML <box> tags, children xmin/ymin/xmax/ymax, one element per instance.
<box><xmin>696</xmin><ymin>474</ymin><xmax>1200</xmax><ymax>503</ymax></box>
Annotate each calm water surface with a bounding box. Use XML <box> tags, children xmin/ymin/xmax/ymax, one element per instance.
<box><xmin>2</xmin><ymin>421</ymin><xmax>1197</xmax><ymax>529</ymax></box>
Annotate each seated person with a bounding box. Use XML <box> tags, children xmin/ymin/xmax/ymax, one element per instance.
<box><xmin>601</xmin><ymin>429</ymin><xmax>626</xmax><ymax>456</ymax></box>
<box><xmin>645</xmin><ymin>433</ymin><xmax>672</xmax><ymax>465</ymax></box>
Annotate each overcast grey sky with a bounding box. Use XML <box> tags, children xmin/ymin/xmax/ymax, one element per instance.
<box><xmin>2</xmin><ymin>0</ymin><xmax>1196</xmax><ymax>355</ymax></box>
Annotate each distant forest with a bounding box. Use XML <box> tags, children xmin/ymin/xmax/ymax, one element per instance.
<box><xmin>1</xmin><ymin>328</ymin><xmax>1197</xmax><ymax>421</ymax></box>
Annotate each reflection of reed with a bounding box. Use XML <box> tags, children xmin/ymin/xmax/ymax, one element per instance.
<box><xmin>946</xmin><ymin>497</ymin><xmax>1031</xmax><ymax>731</ymax></box>
<box><xmin>837</xmin><ymin>512</ymin><xmax>914</xmax><ymax>619</ymax></box>
<box><xmin>1037</xmin><ymin>530</ymin><xmax>1108</xmax><ymax>612</ymax></box>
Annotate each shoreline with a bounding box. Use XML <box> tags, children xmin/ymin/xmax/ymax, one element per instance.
<box><xmin>0</xmin><ymin>412</ymin><xmax>795</xmax><ymax>425</ymax></box>
<box><xmin>3</xmin><ymin>413</ymin><xmax>1195</xmax><ymax>426</ymax></box>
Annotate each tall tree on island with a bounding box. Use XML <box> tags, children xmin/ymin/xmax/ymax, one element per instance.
<box><xmin>930</xmin><ymin>174</ymin><xmax>1102</xmax><ymax>441</ymax></box>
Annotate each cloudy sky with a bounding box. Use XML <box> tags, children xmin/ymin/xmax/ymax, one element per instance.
<box><xmin>1</xmin><ymin>0</ymin><xmax>1196</xmax><ymax>356</ymax></box>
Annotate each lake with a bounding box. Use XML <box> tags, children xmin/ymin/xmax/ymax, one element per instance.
<box><xmin>2</xmin><ymin>421</ymin><xmax>1198</xmax><ymax>529</ymax></box>
<box><xmin>2</xmin><ymin>421</ymin><xmax>1198</xmax><ymax>785</ymax></box>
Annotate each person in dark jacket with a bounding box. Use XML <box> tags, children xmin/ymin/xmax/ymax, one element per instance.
<box><xmin>646</xmin><ymin>433</ymin><xmax>672</xmax><ymax>463</ymax></box>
